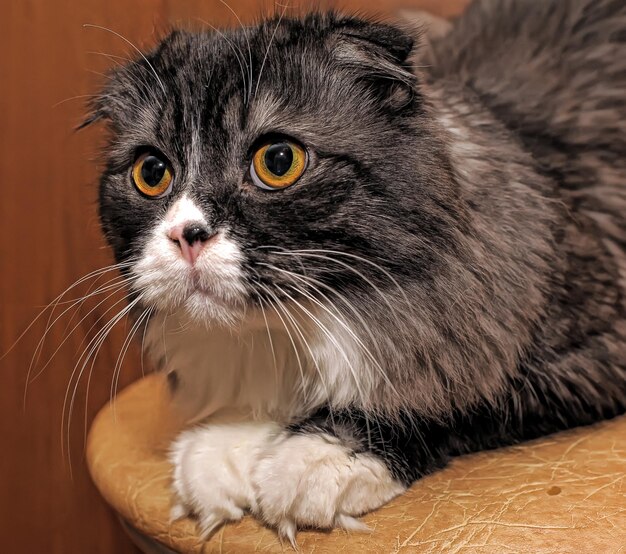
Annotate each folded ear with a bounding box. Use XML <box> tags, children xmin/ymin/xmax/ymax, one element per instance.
<box><xmin>328</xmin><ymin>16</ymin><xmax>419</xmax><ymax>111</ymax></box>
<box><xmin>75</xmin><ymin>71</ymin><xmax>121</xmax><ymax>131</ymax></box>
<box><xmin>334</xmin><ymin>18</ymin><xmax>415</xmax><ymax>65</ymax></box>
<box><xmin>76</xmin><ymin>104</ymin><xmax>105</xmax><ymax>131</ymax></box>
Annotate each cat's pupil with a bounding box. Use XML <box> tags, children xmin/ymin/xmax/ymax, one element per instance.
<box><xmin>264</xmin><ymin>143</ymin><xmax>293</xmax><ymax>176</ymax></box>
<box><xmin>141</xmin><ymin>156</ymin><xmax>166</xmax><ymax>187</ymax></box>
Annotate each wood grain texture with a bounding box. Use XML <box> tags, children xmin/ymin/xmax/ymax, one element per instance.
<box><xmin>0</xmin><ymin>1</ymin><xmax>467</xmax><ymax>552</ymax></box>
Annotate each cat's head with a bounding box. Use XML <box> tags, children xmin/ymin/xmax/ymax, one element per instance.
<box><xmin>89</xmin><ymin>12</ymin><xmax>459</xmax><ymax>327</ymax></box>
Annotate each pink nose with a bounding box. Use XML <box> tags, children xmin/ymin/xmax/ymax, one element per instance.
<box><xmin>168</xmin><ymin>223</ymin><xmax>213</xmax><ymax>265</ymax></box>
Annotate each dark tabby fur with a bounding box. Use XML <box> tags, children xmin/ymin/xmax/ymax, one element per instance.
<box><xmin>87</xmin><ymin>0</ymin><xmax>626</xmax><ymax>533</ymax></box>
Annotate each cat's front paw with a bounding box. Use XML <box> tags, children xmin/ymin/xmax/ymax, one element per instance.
<box><xmin>169</xmin><ymin>420</ymin><xmax>280</xmax><ymax>537</ymax></box>
<box><xmin>170</xmin><ymin>420</ymin><xmax>405</xmax><ymax>545</ymax></box>
<box><xmin>252</xmin><ymin>432</ymin><xmax>405</xmax><ymax>544</ymax></box>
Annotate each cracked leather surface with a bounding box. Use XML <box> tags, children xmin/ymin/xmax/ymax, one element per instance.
<box><xmin>87</xmin><ymin>374</ymin><xmax>626</xmax><ymax>553</ymax></box>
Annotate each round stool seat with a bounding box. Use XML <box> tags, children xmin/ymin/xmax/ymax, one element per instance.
<box><xmin>87</xmin><ymin>374</ymin><xmax>626</xmax><ymax>553</ymax></box>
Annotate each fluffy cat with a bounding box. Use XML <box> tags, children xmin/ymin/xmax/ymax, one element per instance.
<box><xmin>85</xmin><ymin>0</ymin><xmax>626</xmax><ymax>544</ymax></box>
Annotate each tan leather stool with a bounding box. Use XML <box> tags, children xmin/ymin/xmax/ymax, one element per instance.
<box><xmin>87</xmin><ymin>374</ymin><xmax>626</xmax><ymax>553</ymax></box>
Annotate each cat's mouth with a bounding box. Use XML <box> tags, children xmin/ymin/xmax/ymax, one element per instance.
<box><xmin>190</xmin><ymin>281</ymin><xmax>221</xmax><ymax>301</ymax></box>
<box><xmin>131</xmin><ymin>217</ymin><xmax>248</xmax><ymax>324</ymax></box>
<box><xmin>183</xmin><ymin>272</ymin><xmax>244</xmax><ymax>318</ymax></box>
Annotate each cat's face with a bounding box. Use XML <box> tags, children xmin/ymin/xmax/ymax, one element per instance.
<box><xmin>93</xmin><ymin>13</ymin><xmax>459</xmax><ymax>326</ymax></box>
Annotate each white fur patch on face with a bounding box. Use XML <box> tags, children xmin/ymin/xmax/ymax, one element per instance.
<box><xmin>132</xmin><ymin>195</ymin><xmax>247</xmax><ymax>324</ymax></box>
<box><xmin>163</xmin><ymin>194</ymin><xmax>206</xmax><ymax>227</ymax></box>
<box><xmin>170</xmin><ymin>415</ymin><xmax>405</xmax><ymax>544</ymax></box>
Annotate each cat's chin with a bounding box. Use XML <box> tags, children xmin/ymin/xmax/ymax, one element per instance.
<box><xmin>183</xmin><ymin>290</ymin><xmax>242</xmax><ymax>325</ymax></box>
<box><xmin>140</xmin><ymin>287</ymin><xmax>244</xmax><ymax>329</ymax></box>
<box><xmin>179</xmin><ymin>290</ymin><xmax>244</xmax><ymax>327</ymax></box>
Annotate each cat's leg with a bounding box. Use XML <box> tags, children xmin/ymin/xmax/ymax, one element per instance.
<box><xmin>169</xmin><ymin>413</ymin><xmax>420</xmax><ymax>543</ymax></box>
<box><xmin>169</xmin><ymin>409</ymin><xmax>448</xmax><ymax>543</ymax></box>
<box><xmin>251</xmin><ymin>353</ymin><xmax>626</xmax><ymax>542</ymax></box>
<box><xmin>170</xmin><ymin>354</ymin><xmax>626</xmax><ymax>543</ymax></box>
<box><xmin>251</xmin><ymin>420</ymin><xmax>408</xmax><ymax>542</ymax></box>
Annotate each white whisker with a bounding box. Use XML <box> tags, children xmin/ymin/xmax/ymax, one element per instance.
<box><xmin>86</xmin><ymin>50</ymin><xmax>133</xmax><ymax>63</ymax></box>
<box><xmin>52</xmin><ymin>94</ymin><xmax>103</xmax><ymax>109</ymax></box>
<box><xmin>253</xmin><ymin>3</ymin><xmax>288</xmax><ymax>100</ymax></box>
<box><xmin>61</xmin><ymin>294</ymin><xmax>143</xmax><ymax>475</ymax></box>
<box><xmin>139</xmin><ymin>306</ymin><xmax>155</xmax><ymax>378</ymax></box>
<box><xmin>264</xmin><ymin>262</ymin><xmax>385</xmax><ymax>359</ymax></box>
<box><xmin>23</xmin><ymin>271</ymin><xmax>136</xmax><ymax>405</ymax></box>
<box><xmin>274</xmin><ymin>283</ymin><xmax>367</xmax><ymax>404</ymax></box>
<box><xmin>2</xmin><ymin>261</ymin><xmax>134</xmax><ymax>363</ymax></box>
<box><xmin>196</xmin><ymin>17</ymin><xmax>250</xmax><ymax>104</ymax></box>
<box><xmin>255</xmin><ymin>281</ymin><xmax>307</xmax><ymax>400</ymax></box>
<box><xmin>258</xmin><ymin>280</ymin><xmax>333</xmax><ymax>406</ymax></box>
<box><xmin>81</xmin><ymin>305</ymin><xmax>151</xmax><ymax>446</ymax></box>
<box><xmin>276</xmin><ymin>250</ymin><xmax>407</xmax><ymax>322</ymax></box>
<box><xmin>258</xmin><ymin>297</ymin><xmax>279</xmax><ymax>384</ymax></box>
<box><xmin>83</xmin><ymin>24</ymin><xmax>166</xmax><ymax>94</ymax></box>
<box><xmin>294</xmin><ymin>248</ymin><xmax>411</xmax><ymax>307</ymax></box>
<box><xmin>218</xmin><ymin>0</ymin><xmax>253</xmax><ymax>104</ymax></box>
<box><xmin>266</xmin><ymin>263</ymin><xmax>400</xmax><ymax>397</ymax></box>
<box><xmin>25</xmin><ymin>280</ymin><xmax>131</xmax><ymax>402</ymax></box>
<box><xmin>111</xmin><ymin>305</ymin><xmax>152</xmax><ymax>416</ymax></box>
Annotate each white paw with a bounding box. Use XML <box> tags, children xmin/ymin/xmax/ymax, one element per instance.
<box><xmin>170</xmin><ymin>420</ymin><xmax>405</xmax><ymax>544</ymax></box>
<box><xmin>169</xmin><ymin>418</ymin><xmax>280</xmax><ymax>538</ymax></box>
<box><xmin>252</xmin><ymin>432</ymin><xmax>405</xmax><ymax>544</ymax></box>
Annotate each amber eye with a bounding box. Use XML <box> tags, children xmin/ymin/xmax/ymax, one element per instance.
<box><xmin>132</xmin><ymin>152</ymin><xmax>173</xmax><ymax>197</ymax></box>
<box><xmin>250</xmin><ymin>141</ymin><xmax>307</xmax><ymax>190</ymax></box>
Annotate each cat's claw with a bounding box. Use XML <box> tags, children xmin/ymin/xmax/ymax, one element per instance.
<box><xmin>277</xmin><ymin>519</ymin><xmax>298</xmax><ymax>550</ymax></box>
<box><xmin>170</xmin><ymin>500</ymin><xmax>244</xmax><ymax>540</ymax></box>
<box><xmin>198</xmin><ymin>512</ymin><xmax>236</xmax><ymax>540</ymax></box>
<box><xmin>170</xmin><ymin>501</ymin><xmax>235</xmax><ymax>542</ymax></box>
<box><xmin>275</xmin><ymin>514</ymin><xmax>368</xmax><ymax>551</ymax></box>
<box><xmin>335</xmin><ymin>514</ymin><xmax>370</xmax><ymax>532</ymax></box>
<box><xmin>169</xmin><ymin>503</ymin><xmax>188</xmax><ymax>523</ymax></box>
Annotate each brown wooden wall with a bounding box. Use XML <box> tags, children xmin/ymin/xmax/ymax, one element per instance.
<box><xmin>0</xmin><ymin>1</ymin><xmax>467</xmax><ymax>552</ymax></box>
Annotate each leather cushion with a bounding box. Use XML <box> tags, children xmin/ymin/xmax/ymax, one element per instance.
<box><xmin>87</xmin><ymin>374</ymin><xmax>626</xmax><ymax>553</ymax></box>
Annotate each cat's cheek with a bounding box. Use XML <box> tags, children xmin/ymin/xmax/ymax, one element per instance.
<box><xmin>252</xmin><ymin>432</ymin><xmax>406</xmax><ymax>543</ymax></box>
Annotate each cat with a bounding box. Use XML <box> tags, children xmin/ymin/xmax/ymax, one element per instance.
<box><xmin>84</xmin><ymin>0</ymin><xmax>626</xmax><ymax>545</ymax></box>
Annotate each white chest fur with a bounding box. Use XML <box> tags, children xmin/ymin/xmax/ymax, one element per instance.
<box><xmin>144</xmin><ymin>309</ymin><xmax>369</xmax><ymax>423</ymax></box>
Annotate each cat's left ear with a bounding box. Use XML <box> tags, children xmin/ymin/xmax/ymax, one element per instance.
<box><xmin>334</xmin><ymin>18</ymin><xmax>415</xmax><ymax>65</ymax></box>
<box><xmin>329</xmin><ymin>17</ymin><xmax>419</xmax><ymax>110</ymax></box>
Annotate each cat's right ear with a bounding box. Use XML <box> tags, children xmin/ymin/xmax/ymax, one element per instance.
<box><xmin>76</xmin><ymin>95</ymin><xmax>109</xmax><ymax>131</ymax></box>
<box><xmin>76</xmin><ymin>111</ymin><xmax>103</xmax><ymax>131</ymax></box>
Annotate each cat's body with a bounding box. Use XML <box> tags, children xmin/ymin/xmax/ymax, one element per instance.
<box><xmin>89</xmin><ymin>0</ymin><xmax>626</xmax><ymax>543</ymax></box>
